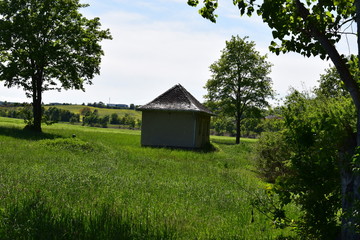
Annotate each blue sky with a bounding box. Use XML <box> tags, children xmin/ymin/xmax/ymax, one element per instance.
<box><xmin>1</xmin><ymin>0</ymin><xmax>352</xmax><ymax>106</ymax></box>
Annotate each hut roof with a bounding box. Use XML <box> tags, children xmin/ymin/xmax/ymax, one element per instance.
<box><xmin>138</xmin><ymin>84</ymin><xmax>214</xmax><ymax>115</ymax></box>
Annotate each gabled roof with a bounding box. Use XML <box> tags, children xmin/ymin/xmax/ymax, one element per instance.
<box><xmin>138</xmin><ymin>84</ymin><xmax>214</xmax><ymax>115</ymax></box>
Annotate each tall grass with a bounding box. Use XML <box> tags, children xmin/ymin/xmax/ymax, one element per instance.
<box><xmin>0</xmin><ymin>117</ymin><xmax>292</xmax><ymax>239</ymax></box>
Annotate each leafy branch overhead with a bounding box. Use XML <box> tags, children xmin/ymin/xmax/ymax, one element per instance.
<box><xmin>188</xmin><ymin>0</ymin><xmax>356</xmax><ymax>59</ymax></box>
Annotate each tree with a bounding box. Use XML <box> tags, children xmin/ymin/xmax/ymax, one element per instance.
<box><xmin>44</xmin><ymin>106</ymin><xmax>60</xmax><ymax>122</ymax></box>
<box><xmin>315</xmin><ymin>65</ymin><xmax>349</xmax><ymax>98</ymax></box>
<box><xmin>83</xmin><ymin>110</ymin><xmax>99</xmax><ymax>127</ymax></box>
<box><xmin>0</xmin><ymin>0</ymin><xmax>112</xmax><ymax>132</ymax></box>
<box><xmin>121</xmin><ymin>113</ymin><xmax>136</xmax><ymax>128</ymax></box>
<box><xmin>80</xmin><ymin>107</ymin><xmax>92</xmax><ymax>116</ymax></box>
<box><xmin>211</xmin><ymin>115</ymin><xmax>236</xmax><ymax>136</ymax></box>
<box><xmin>187</xmin><ymin>1</ymin><xmax>360</xmax><ymax>238</ymax></box>
<box><xmin>43</xmin><ymin>106</ymin><xmax>80</xmax><ymax>123</ymax></box>
<box><xmin>110</xmin><ymin>113</ymin><xmax>120</xmax><ymax>124</ymax></box>
<box><xmin>205</xmin><ymin>35</ymin><xmax>273</xmax><ymax>144</ymax></box>
<box><xmin>99</xmin><ymin>115</ymin><xmax>109</xmax><ymax>128</ymax></box>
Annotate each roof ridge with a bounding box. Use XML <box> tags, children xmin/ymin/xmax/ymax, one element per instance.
<box><xmin>138</xmin><ymin>84</ymin><xmax>214</xmax><ymax>115</ymax></box>
<box><xmin>177</xmin><ymin>84</ymin><xmax>209</xmax><ymax>111</ymax></box>
<box><xmin>176</xmin><ymin>84</ymin><xmax>193</xmax><ymax>104</ymax></box>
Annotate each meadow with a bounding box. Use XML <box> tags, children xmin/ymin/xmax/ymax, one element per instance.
<box><xmin>0</xmin><ymin>117</ymin><xmax>292</xmax><ymax>239</ymax></box>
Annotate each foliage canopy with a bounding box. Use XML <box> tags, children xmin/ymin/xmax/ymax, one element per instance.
<box><xmin>0</xmin><ymin>0</ymin><xmax>112</xmax><ymax>132</ymax></box>
<box><xmin>205</xmin><ymin>35</ymin><xmax>273</xmax><ymax>144</ymax></box>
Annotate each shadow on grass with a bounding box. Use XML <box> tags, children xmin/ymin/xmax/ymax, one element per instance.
<box><xmin>142</xmin><ymin>142</ymin><xmax>218</xmax><ymax>153</ymax></box>
<box><xmin>211</xmin><ymin>138</ymin><xmax>238</xmax><ymax>145</ymax></box>
<box><xmin>211</xmin><ymin>138</ymin><xmax>257</xmax><ymax>146</ymax></box>
<box><xmin>0</xmin><ymin>126</ymin><xmax>61</xmax><ymax>141</ymax></box>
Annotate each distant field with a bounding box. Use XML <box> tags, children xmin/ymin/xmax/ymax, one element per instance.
<box><xmin>44</xmin><ymin>104</ymin><xmax>142</xmax><ymax>119</ymax></box>
<box><xmin>0</xmin><ymin>117</ymin><xmax>294</xmax><ymax>239</ymax></box>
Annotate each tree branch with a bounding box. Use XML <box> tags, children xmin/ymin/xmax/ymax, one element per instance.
<box><xmin>294</xmin><ymin>0</ymin><xmax>360</xmax><ymax>111</ymax></box>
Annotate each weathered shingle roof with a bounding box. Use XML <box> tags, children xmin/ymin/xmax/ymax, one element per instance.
<box><xmin>138</xmin><ymin>84</ymin><xmax>214</xmax><ymax>115</ymax></box>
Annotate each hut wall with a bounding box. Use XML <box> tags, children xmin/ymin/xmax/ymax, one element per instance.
<box><xmin>141</xmin><ymin>111</ymin><xmax>197</xmax><ymax>148</ymax></box>
<box><xmin>194</xmin><ymin>114</ymin><xmax>211</xmax><ymax>148</ymax></box>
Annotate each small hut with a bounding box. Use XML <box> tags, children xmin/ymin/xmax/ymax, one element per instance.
<box><xmin>138</xmin><ymin>84</ymin><xmax>214</xmax><ymax>149</ymax></box>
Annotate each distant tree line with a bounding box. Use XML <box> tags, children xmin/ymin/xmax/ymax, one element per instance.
<box><xmin>86</xmin><ymin>101</ymin><xmax>107</xmax><ymax>108</ymax></box>
<box><xmin>44</xmin><ymin>107</ymin><xmax>80</xmax><ymax>124</ymax></box>
<box><xmin>0</xmin><ymin>105</ymin><xmax>142</xmax><ymax>130</ymax></box>
<box><xmin>209</xmin><ymin>110</ymin><xmax>282</xmax><ymax>139</ymax></box>
<box><xmin>82</xmin><ymin>109</ymin><xmax>109</xmax><ymax>128</ymax></box>
<box><xmin>80</xmin><ymin>107</ymin><xmax>141</xmax><ymax>129</ymax></box>
<box><xmin>86</xmin><ymin>101</ymin><xmax>136</xmax><ymax>110</ymax></box>
<box><xmin>0</xmin><ymin>106</ymin><xmax>28</xmax><ymax>119</ymax></box>
<box><xmin>110</xmin><ymin>113</ymin><xmax>141</xmax><ymax>128</ymax></box>
<box><xmin>0</xmin><ymin>101</ymin><xmax>28</xmax><ymax>107</ymax></box>
<box><xmin>0</xmin><ymin>106</ymin><xmax>80</xmax><ymax>124</ymax></box>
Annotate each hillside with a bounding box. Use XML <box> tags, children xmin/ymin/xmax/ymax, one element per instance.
<box><xmin>0</xmin><ymin>117</ymin><xmax>294</xmax><ymax>239</ymax></box>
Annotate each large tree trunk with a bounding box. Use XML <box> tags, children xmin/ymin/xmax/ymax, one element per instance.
<box><xmin>235</xmin><ymin>85</ymin><xmax>241</xmax><ymax>145</ymax></box>
<box><xmin>235</xmin><ymin>115</ymin><xmax>240</xmax><ymax>144</ymax></box>
<box><xmin>31</xmin><ymin>73</ymin><xmax>43</xmax><ymax>132</ymax></box>
<box><xmin>32</xmin><ymin>94</ymin><xmax>42</xmax><ymax>132</ymax></box>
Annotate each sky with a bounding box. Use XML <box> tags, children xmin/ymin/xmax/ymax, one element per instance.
<box><xmin>0</xmin><ymin>0</ymin><xmax>356</xmax><ymax>106</ymax></box>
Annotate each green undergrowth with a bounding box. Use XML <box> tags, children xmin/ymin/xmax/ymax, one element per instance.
<box><xmin>0</xmin><ymin>117</ymin><xmax>294</xmax><ymax>239</ymax></box>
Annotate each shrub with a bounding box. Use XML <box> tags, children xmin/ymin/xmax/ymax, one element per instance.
<box><xmin>254</xmin><ymin>91</ymin><xmax>355</xmax><ymax>239</ymax></box>
<box><xmin>255</xmin><ymin>131</ymin><xmax>290</xmax><ymax>183</ymax></box>
<box><xmin>110</xmin><ymin>113</ymin><xmax>120</xmax><ymax>124</ymax></box>
<box><xmin>99</xmin><ymin>115</ymin><xmax>110</xmax><ymax>128</ymax></box>
<box><xmin>82</xmin><ymin>111</ymin><xmax>109</xmax><ymax>128</ymax></box>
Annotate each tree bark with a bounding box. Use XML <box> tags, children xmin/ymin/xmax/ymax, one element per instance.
<box><xmin>235</xmin><ymin>114</ymin><xmax>241</xmax><ymax>144</ymax></box>
<box><xmin>31</xmin><ymin>72</ymin><xmax>43</xmax><ymax>132</ymax></box>
<box><xmin>235</xmin><ymin>93</ymin><xmax>241</xmax><ymax>144</ymax></box>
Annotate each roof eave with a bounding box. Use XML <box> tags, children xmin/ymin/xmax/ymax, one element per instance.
<box><xmin>138</xmin><ymin>108</ymin><xmax>215</xmax><ymax>116</ymax></box>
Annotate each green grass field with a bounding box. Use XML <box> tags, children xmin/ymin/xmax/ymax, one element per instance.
<box><xmin>0</xmin><ymin>117</ymin><xmax>292</xmax><ymax>239</ymax></box>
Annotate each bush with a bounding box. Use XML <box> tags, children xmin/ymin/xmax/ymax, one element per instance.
<box><xmin>255</xmin><ymin>131</ymin><xmax>291</xmax><ymax>183</ymax></box>
<box><xmin>110</xmin><ymin>113</ymin><xmax>120</xmax><ymax>124</ymax></box>
<box><xmin>121</xmin><ymin>114</ymin><xmax>135</xmax><ymax>128</ymax></box>
<box><xmin>80</xmin><ymin>107</ymin><xmax>92</xmax><ymax>116</ymax></box>
<box><xmin>82</xmin><ymin>110</ymin><xmax>109</xmax><ymax>128</ymax></box>
<box><xmin>100</xmin><ymin>115</ymin><xmax>110</xmax><ymax>128</ymax></box>
<box><xmin>210</xmin><ymin>116</ymin><xmax>235</xmax><ymax>136</ymax></box>
<box><xmin>83</xmin><ymin>111</ymin><xmax>99</xmax><ymax>127</ymax></box>
<box><xmin>254</xmin><ymin>91</ymin><xmax>355</xmax><ymax>239</ymax></box>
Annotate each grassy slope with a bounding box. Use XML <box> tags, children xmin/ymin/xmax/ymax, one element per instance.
<box><xmin>0</xmin><ymin>117</ymin><xmax>291</xmax><ymax>239</ymax></box>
